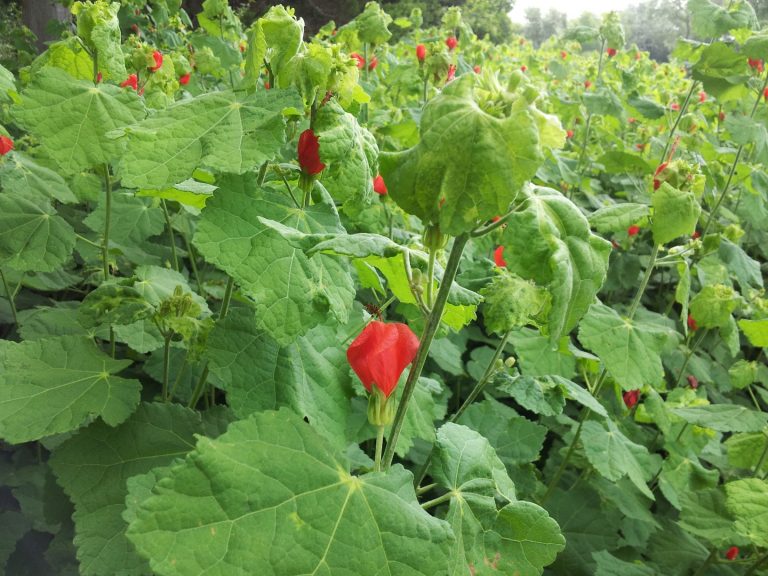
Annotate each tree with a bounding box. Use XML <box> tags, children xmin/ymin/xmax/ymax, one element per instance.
<box><xmin>621</xmin><ymin>0</ymin><xmax>689</xmax><ymax>61</ymax></box>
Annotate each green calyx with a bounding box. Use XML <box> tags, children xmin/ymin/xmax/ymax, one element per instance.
<box><xmin>367</xmin><ymin>386</ymin><xmax>396</xmax><ymax>427</ymax></box>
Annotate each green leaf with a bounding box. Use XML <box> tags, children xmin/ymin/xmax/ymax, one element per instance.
<box><xmin>593</xmin><ymin>550</ymin><xmax>654</xmax><ymax>576</ymax></box>
<box><xmin>627</xmin><ymin>95</ymin><xmax>666</xmax><ymax>119</ymax></box>
<box><xmin>688</xmin><ymin>0</ymin><xmax>757</xmax><ymax>38</ymax></box>
<box><xmin>126</xmin><ymin>410</ymin><xmax>453</xmax><ymax>575</ymax></box>
<box><xmin>725</xmin><ymin>432</ymin><xmax>768</xmax><ymax>473</ymax></box>
<box><xmin>725</xmin><ymin>478</ymin><xmax>768</xmax><ymax>548</ymax></box>
<box><xmin>380</xmin><ymin>75</ymin><xmax>547</xmax><ymax>236</ymax></box>
<box><xmin>260</xmin><ymin>5</ymin><xmax>304</xmax><ymax>75</ymax></box>
<box><xmin>0</xmin><ymin>152</ymin><xmax>78</xmax><ymax>204</ymax></box>
<box><xmin>71</xmin><ymin>0</ymin><xmax>126</xmax><ymax>80</ymax></box>
<box><xmin>78</xmin><ymin>283</ymin><xmax>154</xmax><ymax>329</ymax></box>
<box><xmin>0</xmin><ymin>337</ymin><xmax>141</xmax><ymax>443</ymax></box>
<box><xmin>689</xmin><ymin>284</ymin><xmax>737</xmax><ymax>329</ymax></box>
<box><xmin>193</xmin><ymin>176</ymin><xmax>354</xmax><ymax>343</ymax></box>
<box><xmin>501</xmin><ymin>186</ymin><xmax>611</xmax><ymax>344</ymax></box>
<box><xmin>588</xmin><ymin>203</ymin><xmax>650</xmax><ymax>234</ymax></box>
<box><xmin>739</xmin><ymin>319</ymin><xmax>768</xmax><ymax>347</ymax></box>
<box><xmin>555</xmin><ymin>375</ymin><xmax>609</xmax><ymax>417</ymax></box>
<box><xmin>118</xmin><ymin>88</ymin><xmax>301</xmax><ymax>189</ymax></box>
<box><xmin>12</xmin><ymin>67</ymin><xmax>144</xmax><ymax>174</ymax></box>
<box><xmin>678</xmin><ymin>487</ymin><xmax>737</xmax><ymax>546</ymax></box>
<box><xmin>508</xmin><ymin>328</ymin><xmax>576</xmax><ymax>379</ymax></box>
<box><xmin>658</xmin><ymin>452</ymin><xmax>719</xmax><ymax>511</ymax></box>
<box><xmin>583</xmin><ymin>88</ymin><xmax>624</xmax><ymax>118</ymax></box>
<box><xmin>0</xmin><ymin>193</ymin><xmax>76</xmax><ymax>273</ymax></box>
<box><xmin>353</xmin><ymin>1</ymin><xmax>392</xmax><ymax>45</ymax></box>
<box><xmin>392</xmin><ymin>376</ymin><xmax>448</xmax><ymax>457</ymax></box>
<box><xmin>581</xmin><ymin>420</ymin><xmax>654</xmax><ymax>499</ymax></box>
<box><xmin>0</xmin><ymin>511</ymin><xmax>31</xmax><ymax>571</ymax></box>
<box><xmin>84</xmin><ymin>192</ymin><xmax>165</xmax><ymax>245</ymax></box>
<box><xmin>480</xmin><ymin>273</ymin><xmax>550</xmax><ymax>335</ymax></box>
<box><xmin>651</xmin><ymin>183</ymin><xmax>701</xmax><ymax>245</ymax></box>
<box><xmin>136</xmin><ymin>179</ymin><xmax>216</xmax><ymax>211</ymax></box>
<box><xmin>578</xmin><ymin>302</ymin><xmax>679</xmax><ymax>390</ymax></box>
<box><xmin>690</xmin><ymin>42</ymin><xmax>751</xmax><ymax>101</ymax></box>
<box><xmin>205</xmin><ymin>309</ymin><xmax>352</xmax><ymax>447</ymax></box>
<box><xmin>597</xmin><ymin>152</ymin><xmax>652</xmax><ymax>175</ymax></box>
<box><xmin>315</xmin><ymin>100</ymin><xmax>378</xmax><ymax>205</ymax></box>
<box><xmin>49</xmin><ymin>403</ymin><xmax>208</xmax><ymax>576</ymax></box>
<box><xmin>496</xmin><ymin>373</ymin><xmax>566</xmax><ymax>417</ymax></box>
<box><xmin>670</xmin><ymin>404</ymin><xmax>768</xmax><ymax>432</ymax></box>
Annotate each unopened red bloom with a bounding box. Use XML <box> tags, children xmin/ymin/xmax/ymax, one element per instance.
<box><xmin>416</xmin><ymin>44</ymin><xmax>426</xmax><ymax>62</ymax></box>
<box><xmin>473</xmin><ymin>65</ymin><xmax>481</xmax><ymax>73</ymax></box>
<box><xmin>584</xmin><ymin>79</ymin><xmax>592</xmax><ymax>89</ymax></box>
<box><xmin>347</xmin><ymin>321</ymin><xmax>420</xmax><ymax>398</ymax></box>
<box><xmin>627</xmin><ymin>225</ymin><xmax>641</xmax><ymax>236</ymax></box>
<box><xmin>297</xmin><ymin>129</ymin><xmax>325</xmax><ymax>175</ymax></box>
<box><xmin>691</xmin><ymin>230</ymin><xmax>701</xmax><ymax>239</ymax></box>
<box><xmin>446</xmin><ymin>64</ymin><xmax>456</xmax><ymax>82</ymax></box>
<box><xmin>670</xmin><ymin>102</ymin><xmax>680</xmax><ymax>111</ymax></box>
<box><xmin>520</xmin><ymin>65</ymin><xmax>527</xmax><ymax>72</ymax></box>
<box><xmin>687</xmin><ymin>374</ymin><xmax>699</xmax><ymax>389</ymax></box>
<box><xmin>719</xmin><ymin>111</ymin><xmax>726</xmax><ymax>121</ymax></box>
<box><xmin>130</xmin><ymin>23</ymin><xmax>140</xmax><ymax>34</ymax></box>
<box><xmin>373</xmin><ymin>174</ymin><xmax>387</xmax><ymax>195</ymax></box>
<box><xmin>120</xmin><ymin>74</ymin><xmax>138</xmax><ymax>90</ymax></box>
<box><xmin>636</xmin><ymin>143</ymin><xmax>646</xmax><ymax>150</ymax></box>
<box><xmin>96</xmin><ymin>71</ymin><xmax>102</xmax><ymax>83</ymax></box>
<box><xmin>653</xmin><ymin>162</ymin><xmax>668</xmax><ymax>191</ymax></box>
<box><xmin>150</xmin><ymin>50</ymin><xmax>163</xmax><ymax>71</ymax></box>
<box><xmin>748</xmin><ymin>58</ymin><xmax>764</xmax><ymax>73</ymax></box>
<box><xmin>179</xmin><ymin>73</ymin><xmax>191</xmax><ymax>85</ymax></box>
<box><xmin>350</xmin><ymin>53</ymin><xmax>365</xmax><ymax>69</ymax></box>
<box><xmin>607</xmin><ymin>47</ymin><xmax>617</xmax><ymax>57</ymax></box>
<box><xmin>367</xmin><ymin>56</ymin><xmax>378</xmax><ymax>71</ymax></box>
<box><xmin>764</xmin><ymin>87</ymin><xmax>768</xmax><ymax>100</ymax></box>
<box><xmin>687</xmin><ymin>313</ymin><xmax>698</xmax><ymax>331</ymax></box>
<box><xmin>566</xmin><ymin>129</ymin><xmax>574</xmax><ymax>139</ymax></box>
<box><xmin>446</xmin><ymin>36</ymin><xmax>458</xmax><ymax>51</ymax></box>
<box><xmin>628</xmin><ymin>117</ymin><xmax>636</xmax><ymax>124</ymax></box>
<box><xmin>725</xmin><ymin>546</ymin><xmax>739</xmax><ymax>561</ymax></box>
<box><xmin>494</xmin><ymin>246</ymin><xmax>507</xmax><ymax>267</ymax></box>
<box><xmin>699</xmin><ymin>91</ymin><xmax>707</xmax><ymax>103</ymax></box>
<box><xmin>560</xmin><ymin>50</ymin><xmax>567</xmax><ymax>59</ymax></box>
<box><xmin>635</xmin><ymin>52</ymin><xmax>642</xmax><ymax>60</ymax></box>
<box><xmin>0</xmin><ymin>135</ymin><xmax>13</xmax><ymax>155</ymax></box>
<box><xmin>623</xmin><ymin>389</ymin><xmax>640</xmax><ymax>409</ymax></box>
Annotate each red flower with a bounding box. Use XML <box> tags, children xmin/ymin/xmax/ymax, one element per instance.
<box><xmin>635</xmin><ymin>52</ymin><xmax>642</xmax><ymax>60</ymax></box>
<box><xmin>627</xmin><ymin>225</ymin><xmax>641</xmax><ymax>236</ymax></box>
<box><xmin>560</xmin><ymin>50</ymin><xmax>567</xmax><ymax>59</ymax></box>
<box><xmin>130</xmin><ymin>23</ymin><xmax>140</xmax><ymax>34</ymax></box>
<box><xmin>725</xmin><ymin>546</ymin><xmax>739</xmax><ymax>561</ymax></box>
<box><xmin>520</xmin><ymin>65</ymin><xmax>527</xmax><ymax>72</ymax></box>
<box><xmin>584</xmin><ymin>79</ymin><xmax>592</xmax><ymax>89</ymax></box>
<box><xmin>446</xmin><ymin>64</ymin><xmax>456</xmax><ymax>82</ymax></box>
<box><xmin>623</xmin><ymin>389</ymin><xmax>640</xmax><ymax>409</ymax></box>
<box><xmin>764</xmin><ymin>87</ymin><xmax>768</xmax><ymax>101</ymax></box>
<box><xmin>150</xmin><ymin>50</ymin><xmax>163</xmax><ymax>72</ymax></box>
<box><xmin>0</xmin><ymin>135</ymin><xmax>13</xmax><ymax>155</ymax></box>
<box><xmin>636</xmin><ymin>143</ymin><xmax>646</xmax><ymax>150</ymax></box>
<box><xmin>699</xmin><ymin>91</ymin><xmax>707</xmax><ymax>103</ymax></box>
<box><xmin>653</xmin><ymin>162</ymin><xmax>668</xmax><ymax>191</ymax></box>
<box><xmin>491</xmin><ymin>216</ymin><xmax>501</xmax><ymax>223</ymax></box>
<box><xmin>566</xmin><ymin>129</ymin><xmax>574</xmax><ymax>139</ymax></box>
<box><xmin>347</xmin><ymin>321</ymin><xmax>420</xmax><ymax>398</ymax></box>
<box><xmin>628</xmin><ymin>117</ymin><xmax>636</xmax><ymax>124</ymax></box>
<box><xmin>416</xmin><ymin>44</ymin><xmax>426</xmax><ymax>62</ymax></box>
<box><xmin>473</xmin><ymin>65</ymin><xmax>481</xmax><ymax>73</ymax></box>
<box><xmin>687</xmin><ymin>374</ymin><xmax>699</xmax><ymax>389</ymax></box>
<box><xmin>748</xmin><ymin>58</ymin><xmax>764</xmax><ymax>73</ymax></box>
<box><xmin>367</xmin><ymin>56</ymin><xmax>378</xmax><ymax>71</ymax></box>
<box><xmin>350</xmin><ymin>52</ymin><xmax>365</xmax><ymax>69</ymax></box>
<box><xmin>446</xmin><ymin>36</ymin><xmax>458</xmax><ymax>51</ymax></box>
<box><xmin>670</xmin><ymin>102</ymin><xmax>680</xmax><ymax>111</ymax></box>
<box><xmin>687</xmin><ymin>314</ymin><xmax>698</xmax><ymax>331</ymax></box>
<box><xmin>264</xmin><ymin>81</ymin><xmax>271</xmax><ymax>90</ymax></box>
<box><xmin>691</xmin><ymin>230</ymin><xmax>701</xmax><ymax>239</ymax></box>
<box><xmin>373</xmin><ymin>174</ymin><xmax>387</xmax><ymax>195</ymax></box>
<box><xmin>120</xmin><ymin>74</ymin><xmax>138</xmax><ymax>90</ymax></box>
<box><xmin>493</xmin><ymin>246</ymin><xmax>507</xmax><ymax>267</ymax></box>
<box><xmin>606</xmin><ymin>47</ymin><xmax>617</xmax><ymax>57</ymax></box>
<box><xmin>96</xmin><ymin>71</ymin><xmax>102</xmax><ymax>83</ymax></box>
<box><xmin>719</xmin><ymin>111</ymin><xmax>726</xmax><ymax>121</ymax></box>
<box><xmin>179</xmin><ymin>73</ymin><xmax>190</xmax><ymax>85</ymax></box>
<box><xmin>297</xmin><ymin>129</ymin><xmax>325</xmax><ymax>175</ymax></box>
<box><xmin>239</xmin><ymin>41</ymin><xmax>246</xmax><ymax>53</ymax></box>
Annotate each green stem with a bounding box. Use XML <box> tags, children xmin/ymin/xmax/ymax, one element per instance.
<box><xmin>541</xmin><ymin>417</ymin><xmax>586</xmax><ymax>504</ymax></box>
<box><xmin>162</xmin><ymin>333</ymin><xmax>172</xmax><ymax>402</ymax></box>
<box><xmin>674</xmin><ymin>330</ymin><xmax>706</xmax><ymax>387</ymax></box>
<box><xmin>180</xmin><ymin>220</ymin><xmax>203</xmax><ymax>294</ymax></box>
<box><xmin>420</xmin><ymin>491</ymin><xmax>453</xmax><ymax>511</ymax></box>
<box><xmin>0</xmin><ymin>268</ymin><xmax>18</xmax><ymax>327</ymax></box>
<box><xmin>382</xmin><ymin>234</ymin><xmax>470</xmax><ymax>470</ymax></box>
<box><xmin>628</xmin><ymin>244</ymin><xmax>660</xmax><ymax>318</ymax></box>
<box><xmin>577</xmin><ymin>38</ymin><xmax>606</xmax><ymax>172</ymax></box>
<box><xmin>161</xmin><ymin>200</ymin><xmax>179</xmax><ymax>272</ymax></box>
<box><xmin>426</xmin><ymin>248</ymin><xmax>436</xmax><ymax>308</ymax></box>
<box><xmin>702</xmin><ymin>71</ymin><xmax>768</xmax><ymax>237</ymax></box>
<box><xmin>660</xmin><ymin>80</ymin><xmax>698</xmax><ymax>164</ymax></box>
<box><xmin>746</xmin><ymin>551</ymin><xmax>768</xmax><ymax>576</ymax></box>
<box><xmin>168</xmin><ymin>350</ymin><xmax>189</xmax><ymax>401</ymax></box>
<box><xmin>102</xmin><ymin>164</ymin><xmax>112</xmax><ymax>281</ymax></box>
<box><xmin>416</xmin><ymin>482</ymin><xmax>437</xmax><ymax>496</ymax></box>
<box><xmin>374</xmin><ymin>425</ymin><xmax>385</xmax><ymax>472</ymax></box>
<box><xmin>753</xmin><ymin>434</ymin><xmax>768</xmax><ymax>476</ymax></box>
<box><xmin>219</xmin><ymin>276</ymin><xmax>235</xmax><ymax>318</ymax></box>
<box><xmin>691</xmin><ymin>548</ymin><xmax>717</xmax><ymax>576</ymax></box>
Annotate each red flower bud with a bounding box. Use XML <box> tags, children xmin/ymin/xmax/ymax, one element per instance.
<box><xmin>367</xmin><ymin>55</ymin><xmax>378</xmax><ymax>71</ymax></box>
<box><xmin>748</xmin><ymin>58</ymin><xmax>764</xmax><ymax>73</ymax></box>
<box><xmin>725</xmin><ymin>547</ymin><xmax>739</xmax><ymax>561</ymax></box>
<box><xmin>150</xmin><ymin>50</ymin><xmax>163</xmax><ymax>72</ymax></box>
<box><xmin>699</xmin><ymin>91</ymin><xmax>707</xmax><ymax>103</ymax></box>
<box><xmin>297</xmin><ymin>129</ymin><xmax>325</xmax><ymax>175</ymax></box>
<box><xmin>687</xmin><ymin>313</ymin><xmax>698</xmax><ymax>331</ymax></box>
<box><xmin>623</xmin><ymin>389</ymin><xmax>640</xmax><ymax>409</ymax></box>
<box><xmin>520</xmin><ymin>65</ymin><xmax>527</xmax><ymax>72</ymax></box>
<box><xmin>691</xmin><ymin>230</ymin><xmax>701</xmax><ymax>239</ymax></box>
<box><xmin>636</xmin><ymin>143</ymin><xmax>646</xmax><ymax>150</ymax></box>
<box><xmin>130</xmin><ymin>23</ymin><xmax>140</xmax><ymax>34</ymax></box>
<box><xmin>179</xmin><ymin>73</ymin><xmax>190</xmax><ymax>85</ymax></box>
<box><xmin>416</xmin><ymin>44</ymin><xmax>426</xmax><ymax>62</ymax></box>
<box><xmin>719</xmin><ymin>111</ymin><xmax>726</xmax><ymax>121</ymax></box>
<box><xmin>687</xmin><ymin>374</ymin><xmax>699</xmax><ymax>389</ymax></box>
<box><xmin>0</xmin><ymin>135</ymin><xmax>13</xmax><ymax>156</ymax></box>
<box><xmin>560</xmin><ymin>50</ymin><xmax>567</xmax><ymax>59</ymax></box>
<box><xmin>491</xmin><ymin>216</ymin><xmax>501</xmax><ymax>223</ymax></box>
<box><xmin>264</xmin><ymin>81</ymin><xmax>271</xmax><ymax>90</ymax></box>
<box><xmin>95</xmin><ymin>71</ymin><xmax>102</xmax><ymax>83</ymax></box>
<box><xmin>584</xmin><ymin>79</ymin><xmax>592</xmax><ymax>89</ymax></box>
<box><xmin>653</xmin><ymin>162</ymin><xmax>668</xmax><ymax>191</ymax></box>
<box><xmin>606</xmin><ymin>47</ymin><xmax>617</xmax><ymax>57</ymax></box>
<box><xmin>446</xmin><ymin>36</ymin><xmax>458</xmax><ymax>51</ymax></box>
<box><xmin>566</xmin><ymin>129</ymin><xmax>574</xmax><ymax>139</ymax></box>
<box><xmin>493</xmin><ymin>246</ymin><xmax>507</xmax><ymax>267</ymax></box>
<box><xmin>670</xmin><ymin>102</ymin><xmax>680</xmax><ymax>111</ymax></box>
<box><xmin>373</xmin><ymin>174</ymin><xmax>387</xmax><ymax>195</ymax></box>
<box><xmin>120</xmin><ymin>74</ymin><xmax>138</xmax><ymax>90</ymax></box>
<box><xmin>347</xmin><ymin>321</ymin><xmax>420</xmax><ymax>398</ymax></box>
<box><xmin>473</xmin><ymin>65</ymin><xmax>481</xmax><ymax>73</ymax></box>
<box><xmin>350</xmin><ymin>53</ymin><xmax>365</xmax><ymax>69</ymax></box>
<box><xmin>627</xmin><ymin>225</ymin><xmax>640</xmax><ymax>236</ymax></box>
<box><xmin>239</xmin><ymin>41</ymin><xmax>246</xmax><ymax>53</ymax></box>
<box><xmin>635</xmin><ymin>52</ymin><xmax>642</xmax><ymax>60</ymax></box>
<box><xmin>764</xmin><ymin>87</ymin><xmax>768</xmax><ymax>101</ymax></box>
<box><xmin>446</xmin><ymin>64</ymin><xmax>456</xmax><ymax>82</ymax></box>
<box><xmin>628</xmin><ymin>117</ymin><xmax>636</xmax><ymax>124</ymax></box>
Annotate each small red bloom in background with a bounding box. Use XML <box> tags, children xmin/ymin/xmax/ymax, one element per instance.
<box><xmin>493</xmin><ymin>246</ymin><xmax>507</xmax><ymax>267</ymax></box>
<box><xmin>350</xmin><ymin>52</ymin><xmax>365</xmax><ymax>69</ymax></box>
<box><xmin>0</xmin><ymin>135</ymin><xmax>13</xmax><ymax>156</ymax></box>
<box><xmin>636</xmin><ymin>143</ymin><xmax>646</xmax><ymax>150</ymax></box>
<box><xmin>748</xmin><ymin>58</ymin><xmax>764</xmax><ymax>73</ymax></box>
<box><xmin>560</xmin><ymin>50</ymin><xmax>567</xmax><ymax>59</ymax></box>
<box><xmin>719</xmin><ymin>111</ymin><xmax>726</xmax><ymax>121</ymax></box>
<box><xmin>763</xmin><ymin>87</ymin><xmax>768</xmax><ymax>100</ymax></box>
<box><xmin>120</xmin><ymin>74</ymin><xmax>138</xmax><ymax>90</ymax></box>
<box><xmin>725</xmin><ymin>547</ymin><xmax>739</xmax><ymax>561</ymax></box>
<box><xmin>446</xmin><ymin>64</ymin><xmax>456</xmax><ymax>82</ymax></box>
<box><xmin>491</xmin><ymin>216</ymin><xmax>501</xmax><ymax>223</ymax></box>
<box><xmin>687</xmin><ymin>374</ymin><xmax>699</xmax><ymax>389</ymax></box>
<box><xmin>699</xmin><ymin>91</ymin><xmax>707</xmax><ymax>103</ymax></box>
<box><xmin>297</xmin><ymin>129</ymin><xmax>325</xmax><ymax>175</ymax></box>
<box><xmin>670</xmin><ymin>102</ymin><xmax>680</xmax><ymax>111</ymax></box>
<box><xmin>446</xmin><ymin>36</ymin><xmax>458</xmax><ymax>51</ymax></box>
<box><xmin>130</xmin><ymin>23</ymin><xmax>140</xmax><ymax>34</ymax></box>
<box><xmin>606</xmin><ymin>47</ymin><xmax>617</xmax><ymax>57</ymax></box>
<box><xmin>687</xmin><ymin>313</ymin><xmax>698</xmax><ymax>331</ymax></box>
<box><xmin>416</xmin><ymin>44</ymin><xmax>426</xmax><ymax>62</ymax></box>
<box><xmin>96</xmin><ymin>71</ymin><xmax>102</xmax><ymax>83</ymax></box>
<box><xmin>627</xmin><ymin>225</ymin><xmax>641</xmax><ymax>236</ymax></box>
<box><xmin>347</xmin><ymin>321</ymin><xmax>420</xmax><ymax>398</ymax></box>
<box><xmin>373</xmin><ymin>174</ymin><xmax>387</xmax><ymax>195</ymax></box>
<box><xmin>611</xmin><ymin>240</ymin><xmax>621</xmax><ymax>250</ymax></box>
<box><xmin>691</xmin><ymin>230</ymin><xmax>701</xmax><ymax>239</ymax></box>
<box><xmin>367</xmin><ymin>56</ymin><xmax>378</xmax><ymax>71</ymax></box>
<box><xmin>635</xmin><ymin>52</ymin><xmax>642</xmax><ymax>60</ymax></box>
<box><xmin>264</xmin><ymin>81</ymin><xmax>271</xmax><ymax>90</ymax></box>
<box><xmin>520</xmin><ymin>64</ymin><xmax>527</xmax><ymax>72</ymax></box>
<box><xmin>566</xmin><ymin>129</ymin><xmax>574</xmax><ymax>139</ymax></box>
<box><xmin>623</xmin><ymin>389</ymin><xmax>640</xmax><ymax>409</ymax></box>
<box><xmin>584</xmin><ymin>79</ymin><xmax>592</xmax><ymax>89</ymax></box>
<box><xmin>149</xmin><ymin>50</ymin><xmax>163</xmax><ymax>72</ymax></box>
<box><xmin>473</xmin><ymin>65</ymin><xmax>481</xmax><ymax>73</ymax></box>
<box><xmin>628</xmin><ymin>117</ymin><xmax>636</xmax><ymax>124</ymax></box>
<box><xmin>239</xmin><ymin>41</ymin><xmax>247</xmax><ymax>53</ymax></box>
<box><xmin>179</xmin><ymin>73</ymin><xmax>191</xmax><ymax>85</ymax></box>
<box><xmin>653</xmin><ymin>162</ymin><xmax>668</xmax><ymax>191</ymax></box>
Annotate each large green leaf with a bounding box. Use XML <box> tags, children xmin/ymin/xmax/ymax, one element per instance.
<box><xmin>0</xmin><ymin>193</ymin><xmax>75</xmax><ymax>273</ymax></box>
<box><xmin>49</xmin><ymin>403</ymin><xmax>214</xmax><ymax>576</ymax></box>
<box><xmin>725</xmin><ymin>478</ymin><xmax>768</xmax><ymax>548</ymax></box>
<box><xmin>118</xmin><ymin>88</ymin><xmax>301</xmax><ymax>189</ymax></box>
<box><xmin>380</xmin><ymin>75</ymin><xmax>550</xmax><ymax>236</ymax></box>
<box><xmin>678</xmin><ymin>488</ymin><xmax>738</xmax><ymax>546</ymax></box>
<box><xmin>126</xmin><ymin>410</ymin><xmax>453</xmax><ymax>576</ymax></box>
<box><xmin>578</xmin><ymin>302</ymin><xmax>679</xmax><ymax>390</ymax></box>
<box><xmin>12</xmin><ymin>67</ymin><xmax>144</xmax><ymax>174</ymax></box>
<box><xmin>670</xmin><ymin>404</ymin><xmax>768</xmax><ymax>432</ymax></box>
<box><xmin>193</xmin><ymin>175</ymin><xmax>354</xmax><ymax>343</ymax></box>
<box><xmin>0</xmin><ymin>152</ymin><xmax>78</xmax><ymax>204</ymax></box>
<box><xmin>501</xmin><ymin>186</ymin><xmax>611</xmax><ymax>344</ymax></box>
<box><xmin>0</xmin><ymin>337</ymin><xmax>141</xmax><ymax>443</ymax></box>
<box><xmin>651</xmin><ymin>183</ymin><xmax>700</xmax><ymax>245</ymax></box>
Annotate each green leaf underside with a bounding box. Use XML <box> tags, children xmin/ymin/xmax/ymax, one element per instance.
<box><xmin>126</xmin><ymin>410</ymin><xmax>453</xmax><ymax>576</ymax></box>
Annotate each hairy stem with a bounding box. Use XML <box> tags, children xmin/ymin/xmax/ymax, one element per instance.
<box><xmin>420</xmin><ymin>491</ymin><xmax>453</xmax><ymax>511</ymax></box>
<box><xmin>0</xmin><ymin>268</ymin><xmax>18</xmax><ymax>327</ymax></box>
<box><xmin>374</xmin><ymin>426</ymin><xmax>385</xmax><ymax>472</ymax></box>
<box><xmin>162</xmin><ymin>333</ymin><xmax>172</xmax><ymax>402</ymax></box>
<box><xmin>161</xmin><ymin>200</ymin><xmax>179</xmax><ymax>271</ymax></box>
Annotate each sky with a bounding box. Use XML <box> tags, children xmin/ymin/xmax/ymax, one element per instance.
<box><xmin>508</xmin><ymin>0</ymin><xmax>635</xmax><ymax>22</ymax></box>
